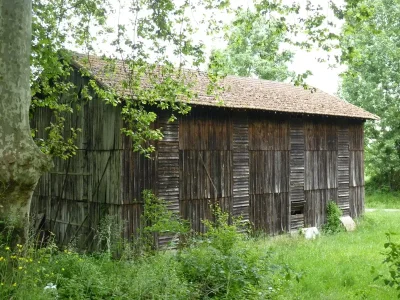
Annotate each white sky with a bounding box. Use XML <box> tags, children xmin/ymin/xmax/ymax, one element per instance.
<box><xmin>290</xmin><ymin>50</ymin><xmax>344</xmax><ymax>95</ymax></box>
<box><xmin>286</xmin><ymin>1</ymin><xmax>346</xmax><ymax>96</ymax></box>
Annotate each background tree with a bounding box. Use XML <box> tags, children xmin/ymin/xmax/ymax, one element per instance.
<box><xmin>338</xmin><ymin>0</ymin><xmax>400</xmax><ymax>190</ymax></box>
<box><xmin>209</xmin><ymin>9</ymin><xmax>294</xmax><ymax>81</ymax></box>
<box><xmin>0</xmin><ymin>0</ymin><xmax>52</xmax><ymax>238</ymax></box>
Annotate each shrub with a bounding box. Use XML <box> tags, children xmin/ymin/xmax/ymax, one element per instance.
<box><xmin>177</xmin><ymin>205</ymin><xmax>294</xmax><ymax>299</ymax></box>
<box><xmin>323</xmin><ymin>201</ymin><xmax>343</xmax><ymax>234</ymax></box>
<box><xmin>131</xmin><ymin>190</ymin><xmax>189</xmax><ymax>256</ymax></box>
<box><xmin>374</xmin><ymin>233</ymin><xmax>400</xmax><ymax>297</ymax></box>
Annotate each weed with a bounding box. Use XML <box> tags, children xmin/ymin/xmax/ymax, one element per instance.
<box><xmin>322</xmin><ymin>201</ymin><xmax>344</xmax><ymax>234</ymax></box>
<box><xmin>374</xmin><ymin>233</ymin><xmax>400</xmax><ymax>297</ymax></box>
<box><xmin>131</xmin><ymin>190</ymin><xmax>189</xmax><ymax>256</ymax></box>
<box><xmin>96</xmin><ymin>214</ymin><xmax>124</xmax><ymax>257</ymax></box>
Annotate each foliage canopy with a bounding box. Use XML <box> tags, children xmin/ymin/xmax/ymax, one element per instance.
<box><xmin>339</xmin><ymin>0</ymin><xmax>400</xmax><ymax>190</ymax></box>
<box><xmin>209</xmin><ymin>9</ymin><xmax>294</xmax><ymax>81</ymax></box>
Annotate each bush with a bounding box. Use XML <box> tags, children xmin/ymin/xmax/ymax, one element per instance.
<box><xmin>322</xmin><ymin>201</ymin><xmax>343</xmax><ymax>234</ymax></box>
<box><xmin>177</xmin><ymin>206</ymin><xmax>294</xmax><ymax>299</ymax></box>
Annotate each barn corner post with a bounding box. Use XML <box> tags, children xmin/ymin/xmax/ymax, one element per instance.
<box><xmin>0</xmin><ymin>0</ymin><xmax>52</xmax><ymax>241</ymax></box>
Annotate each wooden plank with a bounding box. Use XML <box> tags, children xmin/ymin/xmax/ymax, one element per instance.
<box><xmin>179</xmin><ymin>108</ymin><xmax>232</xmax><ymax>151</ymax></box>
<box><xmin>179</xmin><ymin>150</ymin><xmax>232</xmax><ymax>201</ymax></box>
<box><xmin>349</xmin><ymin>123</ymin><xmax>364</xmax><ymax>151</ymax></box>
<box><xmin>349</xmin><ymin>186</ymin><xmax>365</xmax><ymax>218</ymax></box>
<box><xmin>122</xmin><ymin>149</ymin><xmax>156</xmax><ymax>204</ymax></box>
<box><xmin>249</xmin><ymin>114</ymin><xmax>289</xmax><ymax>151</ymax></box>
<box><xmin>304</xmin><ymin>189</ymin><xmax>337</xmax><ymax>228</ymax></box>
<box><xmin>349</xmin><ymin>151</ymin><xmax>364</xmax><ymax>187</ymax></box>
<box><xmin>180</xmin><ymin>198</ymin><xmax>232</xmax><ymax>233</ymax></box>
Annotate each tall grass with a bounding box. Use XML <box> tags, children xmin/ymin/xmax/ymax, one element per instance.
<box><xmin>1</xmin><ymin>193</ymin><xmax>398</xmax><ymax>299</ymax></box>
<box><xmin>263</xmin><ymin>211</ymin><xmax>400</xmax><ymax>299</ymax></box>
<box><xmin>0</xmin><ymin>203</ymin><xmax>292</xmax><ymax>299</ymax></box>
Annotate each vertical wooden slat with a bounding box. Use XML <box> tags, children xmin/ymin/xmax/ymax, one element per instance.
<box><xmin>232</xmin><ymin>113</ymin><xmax>249</xmax><ymax>219</ymax></box>
<box><xmin>337</xmin><ymin>126</ymin><xmax>350</xmax><ymax>215</ymax></box>
<box><xmin>289</xmin><ymin>121</ymin><xmax>305</xmax><ymax>231</ymax></box>
<box><xmin>157</xmin><ymin>114</ymin><xmax>180</xmax><ymax>213</ymax></box>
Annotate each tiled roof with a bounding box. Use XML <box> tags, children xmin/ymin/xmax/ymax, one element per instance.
<box><xmin>72</xmin><ymin>54</ymin><xmax>378</xmax><ymax>120</ymax></box>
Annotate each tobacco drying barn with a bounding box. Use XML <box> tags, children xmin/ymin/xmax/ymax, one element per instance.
<box><xmin>31</xmin><ymin>55</ymin><xmax>377</xmax><ymax>248</ymax></box>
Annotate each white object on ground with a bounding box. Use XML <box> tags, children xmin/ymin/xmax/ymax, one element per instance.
<box><xmin>340</xmin><ymin>216</ymin><xmax>356</xmax><ymax>231</ymax></box>
<box><xmin>300</xmin><ymin>227</ymin><xmax>320</xmax><ymax>239</ymax></box>
<box><xmin>44</xmin><ymin>283</ymin><xmax>57</xmax><ymax>290</ymax></box>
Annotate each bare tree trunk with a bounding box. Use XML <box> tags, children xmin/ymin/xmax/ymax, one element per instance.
<box><xmin>0</xmin><ymin>0</ymin><xmax>52</xmax><ymax>240</ymax></box>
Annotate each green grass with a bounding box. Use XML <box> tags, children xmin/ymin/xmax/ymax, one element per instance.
<box><xmin>2</xmin><ymin>210</ymin><xmax>400</xmax><ymax>299</ymax></box>
<box><xmin>263</xmin><ymin>211</ymin><xmax>400</xmax><ymax>299</ymax></box>
<box><xmin>365</xmin><ymin>191</ymin><xmax>400</xmax><ymax>209</ymax></box>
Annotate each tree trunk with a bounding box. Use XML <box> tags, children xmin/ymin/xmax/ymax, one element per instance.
<box><xmin>0</xmin><ymin>0</ymin><xmax>52</xmax><ymax>240</ymax></box>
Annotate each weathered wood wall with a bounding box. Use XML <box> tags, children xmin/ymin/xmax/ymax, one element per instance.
<box><xmin>176</xmin><ymin>110</ymin><xmax>365</xmax><ymax>234</ymax></box>
<box><xmin>32</xmin><ymin>70</ymin><xmax>127</xmax><ymax>249</ymax></box>
<box><xmin>31</xmin><ymin>74</ymin><xmax>365</xmax><ymax>248</ymax></box>
<box><xmin>249</xmin><ymin>113</ymin><xmax>290</xmax><ymax>234</ymax></box>
<box><xmin>179</xmin><ymin>108</ymin><xmax>235</xmax><ymax>232</ymax></box>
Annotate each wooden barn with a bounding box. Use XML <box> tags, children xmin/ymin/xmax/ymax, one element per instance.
<box><xmin>31</xmin><ymin>55</ymin><xmax>377</xmax><ymax>248</ymax></box>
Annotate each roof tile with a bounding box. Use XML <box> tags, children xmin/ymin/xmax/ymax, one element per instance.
<box><xmin>72</xmin><ymin>54</ymin><xmax>378</xmax><ymax>120</ymax></box>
